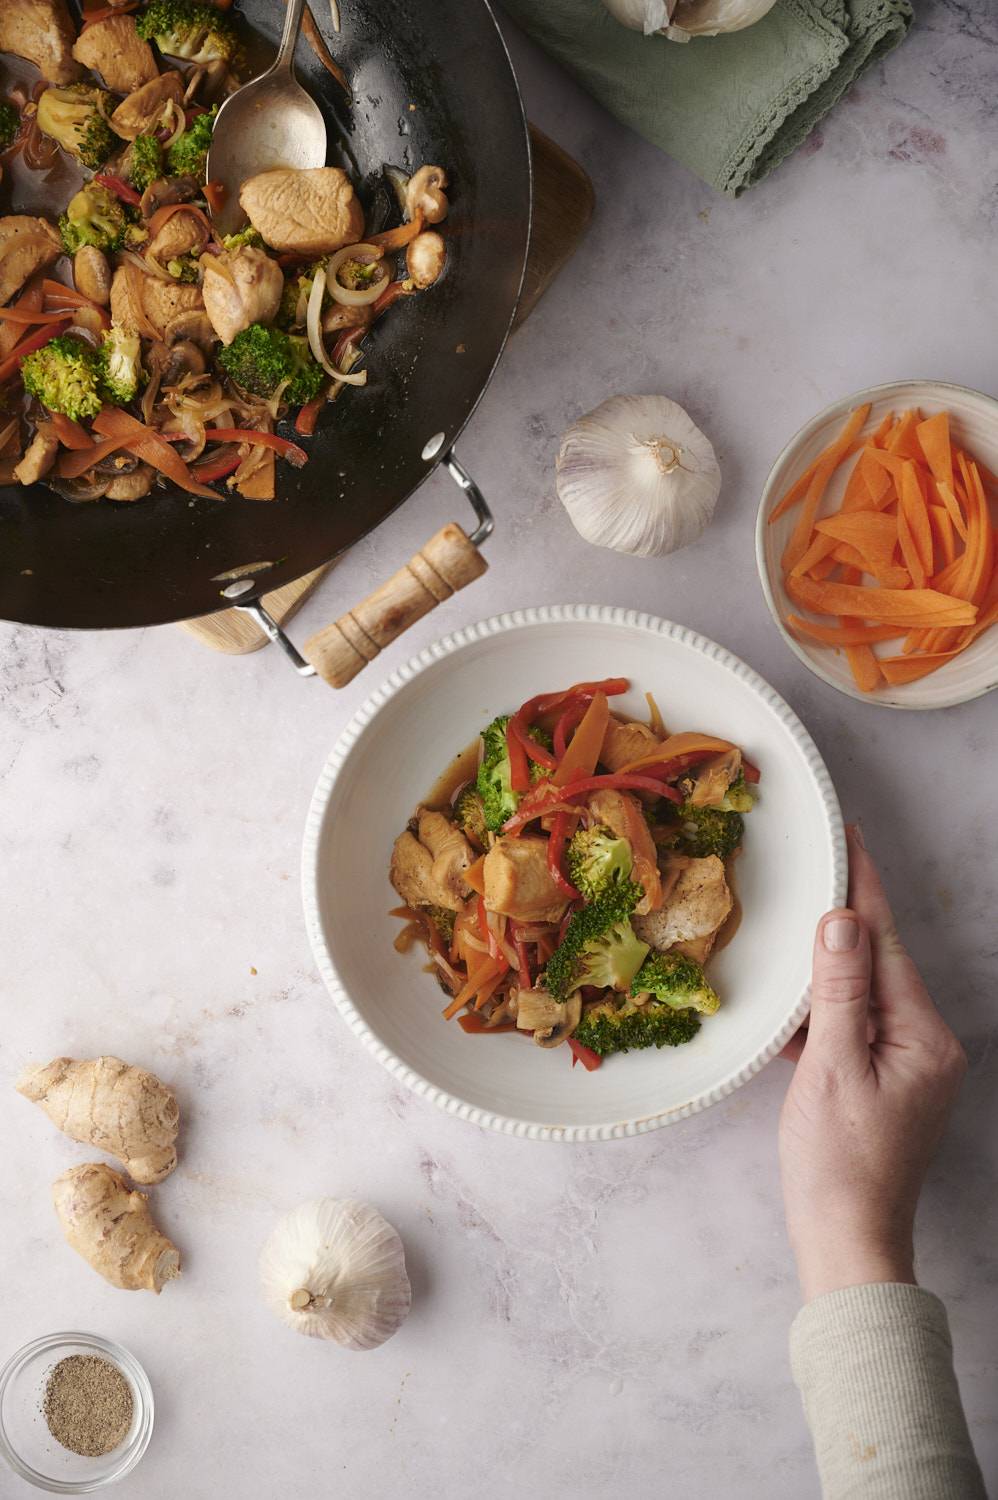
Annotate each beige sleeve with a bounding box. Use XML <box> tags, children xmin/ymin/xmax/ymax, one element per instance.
<box><xmin>790</xmin><ymin>1283</ymin><xmax>986</xmax><ymax>1500</ymax></box>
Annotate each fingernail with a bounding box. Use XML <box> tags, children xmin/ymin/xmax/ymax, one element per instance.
<box><xmin>825</xmin><ymin>916</ymin><xmax>859</xmax><ymax>951</ymax></box>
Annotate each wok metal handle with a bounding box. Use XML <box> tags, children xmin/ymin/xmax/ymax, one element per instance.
<box><xmin>235</xmin><ymin>450</ymin><xmax>492</xmax><ymax>687</ymax></box>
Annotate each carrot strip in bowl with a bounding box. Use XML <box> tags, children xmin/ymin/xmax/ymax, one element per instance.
<box><xmin>92</xmin><ymin>407</ymin><xmax>220</xmax><ymax>499</ymax></box>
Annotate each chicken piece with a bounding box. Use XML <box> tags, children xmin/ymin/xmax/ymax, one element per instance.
<box><xmin>109</xmin><ymin>263</ymin><xmax>144</xmax><ymax>333</ymax></box>
<box><xmin>141</xmin><ymin>278</ymin><xmax>204</xmax><ymax>340</ymax></box>
<box><xmin>0</xmin><ymin>0</ymin><xmax>80</xmax><ymax>84</ymax></box>
<box><xmin>0</xmin><ymin>216</ymin><xmax>61</xmax><ymax>308</ymax></box>
<box><xmin>483</xmin><ymin>836</ymin><xmax>569</xmax><ymax>925</ymax></box>
<box><xmin>110</xmin><ymin>70</ymin><xmax>183</xmax><ymax>140</ymax></box>
<box><xmin>417</xmin><ymin>810</ymin><xmax>474</xmax><ymax>911</ymax></box>
<box><xmin>72</xmin><ymin>14</ymin><xmax>157</xmax><ymax>94</ymax></box>
<box><xmin>390</xmin><ymin>831</ymin><xmax>449</xmax><ymax>911</ymax></box>
<box><xmin>202</xmin><ymin>248</ymin><xmax>283</xmax><ymax>346</ymax></box>
<box><xmin>239</xmin><ymin>167</ymin><xmax>364</xmax><ymax>257</ymax></box>
<box><xmin>13</xmin><ymin>422</ymin><xmax>58</xmax><ymax>485</ymax></box>
<box><xmin>588</xmin><ymin>788</ymin><xmax>663</xmax><ymax>915</ymax></box>
<box><xmin>599</xmin><ymin>717</ymin><xmax>661</xmax><ymax>774</ymax></box>
<box><xmin>633</xmin><ymin>856</ymin><xmax>731</xmax><ymax>958</ymax></box>
<box><xmin>147</xmin><ymin>209</ymin><xmax>209</xmax><ymax>264</ymax></box>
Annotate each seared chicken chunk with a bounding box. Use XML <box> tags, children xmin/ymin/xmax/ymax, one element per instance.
<box><xmin>13</xmin><ymin>422</ymin><xmax>59</xmax><ymax>485</ymax></box>
<box><xmin>633</xmin><ymin>856</ymin><xmax>731</xmax><ymax>956</ymax></box>
<box><xmin>483</xmin><ymin>836</ymin><xmax>569</xmax><ymax>925</ymax></box>
<box><xmin>588</xmin><ymin>788</ymin><xmax>663</xmax><ymax>914</ymax></box>
<box><xmin>109</xmin><ymin>264</ymin><xmax>144</xmax><ymax>333</ymax></box>
<box><xmin>110</xmin><ymin>70</ymin><xmax>183</xmax><ymax>140</ymax></box>
<box><xmin>416</xmin><ymin>810</ymin><xmax>474</xmax><ymax>911</ymax></box>
<box><xmin>202</xmin><ymin>248</ymin><xmax>282</xmax><ymax>346</ymax></box>
<box><xmin>0</xmin><ymin>216</ymin><xmax>61</xmax><ymax>308</ymax></box>
<box><xmin>147</xmin><ymin>208</ymin><xmax>209</xmax><ymax>264</ymax></box>
<box><xmin>599</xmin><ymin>717</ymin><xmax>661</xmax><ymax>774</ymax></box>
<box><xmin>141</xmin><ymin>279</ymin><xmax>204</xmax><ymax>340</ymax></box>
<box><xmin>239</xmin><ymin>167</ymin><xmax>364</xmax><ymax>256</ymax></box>
<box><xmin>390</xmin><ymin>831</ymin><xmax>437</xmax><ymax>910</ymax></box>
<box><xmin>72</xmin><ymin>14</ymin><xmax>157</xmax><ymax>94</ymax></box>
<box><xmin>0</xmin><ymin>0</ymin><xmax>80</xmax><ymax>84</ymax></box>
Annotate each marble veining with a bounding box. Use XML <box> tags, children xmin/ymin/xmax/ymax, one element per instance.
<box><xmin>1</xmin><ymin>2</ymin><xmax>997</xmax><ymax>1495</ymax></box>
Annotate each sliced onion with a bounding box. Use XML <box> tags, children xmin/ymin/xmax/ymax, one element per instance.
<box><xmin>141</xmin><ymin>367</ymin><xmax>162</xmax><ymax>425</ymax></box>
<box><xmin>183</xmin><ymin>68</ymin><xmax>205</xmax><ymax>104</ymax></box>
<box><xmin>330</xmin><ymin>0</ymin><xmax>341</xmax><ymax>30</ymax></box>
<box><xmin>145</xmin><ymin>252</ymin><xmax>183</xmax><ymax>283</ymax></box>
<box><xmin>263</xmin><ymin>377</ymin><xmax>290</xmax><ymax>420</ymax></box>
<box><xmin>307</xmin><ymin>269</ymin><xmax>368</xmax><ymax>385</ymax></box>
<box><xmin>200</xmin><ymin>251</ymin><xmax>235</xmax><ymax>287</ymax></box>
<box><xmin>383</xmin><ymin>165</ymin><xmax>410</xmax><ymax>215</ymax></box>
<box><xmin>160</xmin><ymin>99</ymin><xmax>186</xmax><ymax>149</ymax></box>
<box><xmin>326</xmin><ymin>244</ymin><xmax>389</xmax><ymax>306</ymax></box>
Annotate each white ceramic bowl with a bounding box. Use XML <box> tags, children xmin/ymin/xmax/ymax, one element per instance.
<box><xmin>303</xmin><ymin>606</ymin><xmax>846</xmax><ymax>1140</ymax></box>
<box><xmin>756</xmin><ymin>380</ymin><xmax>998</xmax><ymax>710</ymax></box>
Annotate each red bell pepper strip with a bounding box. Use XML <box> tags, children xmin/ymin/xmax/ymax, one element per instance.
<box><xmin>547</xmin><ymin>811</ymin><xmax>580</xmax><ymax>901</ymax></box>
<box><xmin>553</xmin><ymin>698</ymin><xmax>587</xmax><ymax>760</ymax></box>
<box><xmin>0</xmin><ymin>318</ymin><xmax>70</xmax><ymax>384</ymax></box>
<box><xmin>508</xmin><ymin>715</ymin><xmax>558</xmax><ymax>771</ymax></box>
<box><xmin>294</xmin><ymin>394</ymin><xmax>325</xmax><ymax>435</ymax></box>
<box><xmin>503</xmin><ymin>771</ymin><xmax>682</xmax><ymax>834</ymax></box>
<box><xmin>191</xmin><ymin>451</ymin><xmax>241</xmax><ymax>484</ymax></box>
<box><xmin>93</xmin><ymin>173</ymin><xmax>142</xmax><ymax>208</ymax></box>
<box><xmin>568</xmin><ymin>1037</ymin><xmax>602</xmax><ymax>1071</ymax></box>
<box><xmin>507</xmin><ymin>678</ymin><xmax>630</xmax><ymax>793</ymax></box>
<box><xmin>204</xmin><ymin>428</ymin><xmax>308</xmax><ymax>467</ymax></box>
<box><xmin>742</xmin><ymin>758</ymin><xmax>761</xmax><ymax>784</ymax></box>
<box><xmin>509</xmin><ymin>921</ymin><xmax>532</xmax><ymax>992</ymax></box>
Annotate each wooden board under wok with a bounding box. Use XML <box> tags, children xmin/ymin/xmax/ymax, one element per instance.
<box><xmin>0</xmin><ymin>0</ymin><xmax>531</xmax><ymax>629</ymax></box>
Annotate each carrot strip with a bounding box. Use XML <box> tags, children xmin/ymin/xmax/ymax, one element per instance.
<box><xmin>0</xmin><ymin>306</ymin><xmax>73</xmax><ymax>326</ymax></box>
<box><xmin>833</xmin><ymin>562</ymin><xmax>883</xmax><ymax>692</ymax></box>
<box><xmin>50</xmin><ymin>411</ymin><xmax>96</xmax><ymax>452</ymax></box>
<box><xmin>0</xmin><ymin>318</ymin><xmax>71</xmax><ymax>384</ymax></box>
<box><xmin>916</xmin><ymin>412</ymin><xmax>952</xmax><ymax>490</ymax></box>
<box><xmin>786</xmin><ymin>616</ymin><xmax>902</xmax><ymax>646</ymax></box>
<box><xmin>896</xmin><ymin>504</ymin><xmax>927</xmax><ymax>588</ymax></box>
<box><xmin>768</xmin><ymin>406</ymin><xmax>870</xmax><ymax>525</ymax></box>
<box><xmin>886</xmin><ymin>410</ymin><xmax>922</xmax><ymax>461</ymax></box>
<box><xmin>92</xmin><ymin>407</ymin><xmax>219</xmax><ymax>498</ymax></box>
<box><xmin>928</xmin><ymin>504</ymin><xmax>956</xmax><ymax>569</ymax></box>
<box><xmin>367</xmin><ymin>214</ymin><xmax>424</xmax><ymax>250</ymax></box>
<box><xmin>464</xmin><ymin>854</ymin><xmax>486</xmax><ymax>896</ymax></box>
<box><xmin>441</xmin><ymin>957</ymin><xmax>506</xmax><ymax>1021</ymax></box>
<box><xmin>553</xmin><ymin>692</ymin><xmax>609</xmax><ymax>786</ymax></box>
<box><xmin>786</xmin><ymin>574</ymin><xmax>977</xmax><ymax>625</ymax></box>
<box><xmin>56</xmin><ymin>435</ymin><xmax>131</xmax><ymax>478</ymax></box>
<box><xmin>934</xmin><ymin>479</ymin><xmax>968</xmax><ymax>542</ymax></box>
<box><xmin>780</xmin><ymin>405</ymin><xmax>872</xmax><ymax>571</ymax></box>
<box><xmin>870</xmin><ymin>411</ymin><xmax>896</xmax><ymax>448</ymax></box>
<box><xmin>900</xmin><ymin>462</ymin><xmax>934</xmax><ymax>576</ymax></box>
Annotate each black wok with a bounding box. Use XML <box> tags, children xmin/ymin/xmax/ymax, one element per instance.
<box><xmin>0</xmin><ymin>0</ymin><xmax>531</xmax><ymax>655</ymax></box>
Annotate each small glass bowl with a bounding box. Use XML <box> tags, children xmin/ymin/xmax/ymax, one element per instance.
<box><xmin>0</xmin><ymin>1333</ymin><xmax>153</xmax><ymax>1492</ymax></box>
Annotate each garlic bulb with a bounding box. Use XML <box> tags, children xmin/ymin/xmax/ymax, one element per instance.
<box><xmin>260</xmin><ymin>1198</ymin><xmax>411</xmax><ymax>1350</ymax></box>
<box><xmin>600</xmin><ymin>0</ymin><xmax>778</xmax><ymax>41</ymax></box>
<box><xmin>555</xmin><ymin>394</ymin><xmax>720</xmax><ymax>557</ymax></box>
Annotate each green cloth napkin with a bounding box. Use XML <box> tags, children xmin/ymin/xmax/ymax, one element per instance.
<box><xmin>501</xmin><ymin>0</ymin><xmax>912</xmax><ymax>196</ymax></box>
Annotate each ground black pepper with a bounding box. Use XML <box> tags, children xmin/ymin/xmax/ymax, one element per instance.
<box><xmin>42</xmin><ymin>1354</ymin><xmax>133</xmax><ymax>1457</ymax></box>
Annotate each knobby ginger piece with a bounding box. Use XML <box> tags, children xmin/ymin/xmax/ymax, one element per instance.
<box><xmin>17</xmin><ymin>1055</ymin><xmax>179</xmax><ymax>1184</ymax></box>
<box><xmin>53</xmin><ymin>1163</ymin><xmax>180</xmax><ymax>1293</ymax></box>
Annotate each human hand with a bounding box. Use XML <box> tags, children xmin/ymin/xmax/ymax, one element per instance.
<box><xmin>779</xmin><ymin>825</ymin><xmax>967</xmax><ymax>1302</ymax></box>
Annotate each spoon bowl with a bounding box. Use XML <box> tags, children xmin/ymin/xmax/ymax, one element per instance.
<box><xmin>206</xmin><ymin>0</ymin><xmax>326</xmax><ymax>236</ymax></box>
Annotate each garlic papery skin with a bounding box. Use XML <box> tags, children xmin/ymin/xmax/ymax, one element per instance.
<box><xmin>600</xmin><ymin>0</ymin><xmax>675</xmax><ymax>34</ymax></box>
<box><xmin>259</xmin><ymin>1198</ymin><xmax>412</xmax><ymax>1350</ymax></box>
<box><xmin>666</xmin><ymin>0</ymin><xmax>778</xmax><ymax>40</ymax></box>
<box><xmin>555</xmin><ymin>394</ymin><xmax>720</xmax><ymax>558</ymax></box>
<box><xmin>599</xmin><ymin>0</ymin><xmax>777</xmax><ymax>39</ymax></box>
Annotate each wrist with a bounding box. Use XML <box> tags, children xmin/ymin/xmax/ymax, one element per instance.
<box><xmin>793</xmin><ymin>1234</ymin><xmax>915</xmax><ymax>1302</ymax></box>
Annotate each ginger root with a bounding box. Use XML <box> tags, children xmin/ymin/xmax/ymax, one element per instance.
<box><xmin>17</xmin><ymin>1055</ymin><xmax>179</xmax><ymax>1184</ymax></box>
<box><xmin>53</xmin><ymin>1162</ymin><xmax>181</xmax><ymax>1293</ymax></box>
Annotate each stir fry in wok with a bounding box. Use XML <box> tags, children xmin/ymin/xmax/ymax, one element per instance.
<box><xmin>390</xmin><ymin>679</ymin><xmax>760</xmax><ymax>1070</ymax></box>
<box><xmin>0</xmin><ymin>0</ymin><xmax>448</xmax><ymax>501</ymax></box>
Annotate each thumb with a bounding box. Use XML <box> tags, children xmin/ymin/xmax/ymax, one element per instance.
<box><xmin>804</xmin><ymin>909</ymin><xmax>872</xmax><ymax>1061</ymax></box>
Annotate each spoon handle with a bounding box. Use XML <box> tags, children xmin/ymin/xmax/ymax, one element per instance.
<box><xmin>274</xmin><ymin>0</ymin><xmax>309</xmax><ymax>74</ymax></box>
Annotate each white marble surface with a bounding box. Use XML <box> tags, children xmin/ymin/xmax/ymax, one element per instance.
<box><xmin>2</xmin><ymin>3</ymin><xmax>997</xmax><ymax>1495</ymax></box>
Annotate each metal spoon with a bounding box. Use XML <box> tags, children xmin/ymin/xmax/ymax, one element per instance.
<box><xmin>206</xmin><ymin>0</ymin><xmax>327</xmax><ymax>237</ymax></box>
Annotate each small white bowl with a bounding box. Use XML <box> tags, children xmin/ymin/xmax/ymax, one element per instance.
<box><xmin>302</xmin><ymin>605</ymin><xmax>846</xmax><ymax>1141</ymax></box>
<box><xmin>756</xmin><ymin>380</ymin><xmax>998</xmax><ymax>710</ymax></box>
<box><xmin>0</xmin><ymin>1333</ymin><xmax>153</xmax><ymax>1492</ymax></box>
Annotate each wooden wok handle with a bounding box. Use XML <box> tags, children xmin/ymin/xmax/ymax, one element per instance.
<box><xmin>302</xmin><ymin>522</ymin><xmax>487</xmax><ymax>688</ymax></box>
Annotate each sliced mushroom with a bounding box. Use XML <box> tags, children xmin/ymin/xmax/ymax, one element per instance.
<box><xmin>139</xmin><ymin>175</ymin><xmax>200</xmax><ymax>220</ymax></box>
<box><xmin>164</xmin><ymin>308</ymin><xmax>216</xmax><ymax>348</ymax></box>
<box><xmin>515</xmin><ymin>988</ymin><xmax>582</xmax><ymax>1047</ymax></box>
<box><xmin>321</xmin><ymin>303</ymin><xmax>372</xmax><ymax>335</ymax></box>
<box><xmin>73</xmin><ymin>245</ymin><xmax>111</xmax><ymax>306</ymax></box>
<box><xmin>405</xmin><ymin>165</ymin><xmax>448</xmax><ymax>225</ymax></box>
<box><xmin>146</xmin><ymin>337</ymin><xmax>206</xmax><ymax>387</ymax></box>
<box><xmin>406</xmin><ymin>231</ymin><xmax>446</xmax><ymax>290</ymax></box>
<box><xmin>105</xmin><ymin>464</ymin><xmax>154</xmax><ymax>501</ymax></box>
<box><xmin>533</xmin><ymin>992</ymin><xmax>583</xmax><ymax>1049</ymax></box>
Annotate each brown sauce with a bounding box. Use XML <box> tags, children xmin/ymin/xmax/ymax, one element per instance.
<box><xmin>714</xmin><ymin>852</ymin><xmax>743</xmax><ymax>955</ymax></box>
<box><xmin>423</xmin><ymin>737</ymin><xmax>480</xmax><ymax>812</ymax></box>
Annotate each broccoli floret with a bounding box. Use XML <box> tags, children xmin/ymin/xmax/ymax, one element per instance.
<box><xmin>475</xmin><ymin>715</ymin><xmax>553</xmax><ymax>832</ymax></box>
<box><xmin>165</xmin><ymin>254</ymin><xmax>200</xmax><ymax>283</ymax></box>
<box><xmin>454</xmin><ymin>786</ymin><xmax>488</xmax><ymax>850</ymax></box>
<box><xmin>98</xmin><ymin>327</ymin><xmax>145</xmax><ymax>405</ymax></box>
<box><xmin>217</xmin><ymin>323</ymin><xmax>325</xmax><ymax>408</ymax></box>
<box><xmin>676</xmin><ymin>804</ymin><xmax>744</xmax><ymax>861</ymax></box>
<box><xmin>632</xmin><ymin>952</ymin><xmax>720</xmax><ymax>1016</ymax></box>
<box><xmin>122</xmin><ymin>134</ymin><xmax>164</xmax><ymax>193</ymax></box>
<box><xmin>222</xmin><ymin>226</ymin><xmax>264</xmax><ymax>252</ymax></box>
<box><xmin>426</xmin><ymin>906</ymin><xmax>455</xmax><ymax>944</ymax></box>
<box><xmin>276</xmin><ymin>263</ymin><xmax>324</xmax><ymax>329</ymax></box>
<box><xmin>717</xmin><ymin>770</ymin><xmax>755</xmax><ymax>814</ymax></box>
<box><xmin>136</xmin><ymin>0</ymin><xmax>237</xmax><ymax>62</ymax></box>
<box><xmin>574</xmin><ymin>999</ymin><xmax>701</xmax><ymax>1057</ymax></box>
<box><xmin>545</xmin><ymin>880</ymin><xmax>649</xmax><ymax>1002</ymax></box>
<box><xmin>566</xmin><ymin>824</ymin><xmax>633</xmax><ymax>901</ymax></box>
<box><xmin>21</xmin><ymin>334</ymin><xmax>104</xmax><ymax>421</ymax></box>
<box><xmin>36</xmin><ymin>85</ymin><xmax>116</xmax><ymax>170</ymax></box>
<box><xmin>165</xmin><ymin>104</ymin><xmax>217</xmax><ymax>181</ymax></box>
<box><xmin>58</xmin><ymin>182</ymin><xmax>130</xmax><ymax>255</ymax></box>
<box><xmin>0</xmin><ymin>101</ymin><xmax>20</xmax><ymax>152</ymax></box>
